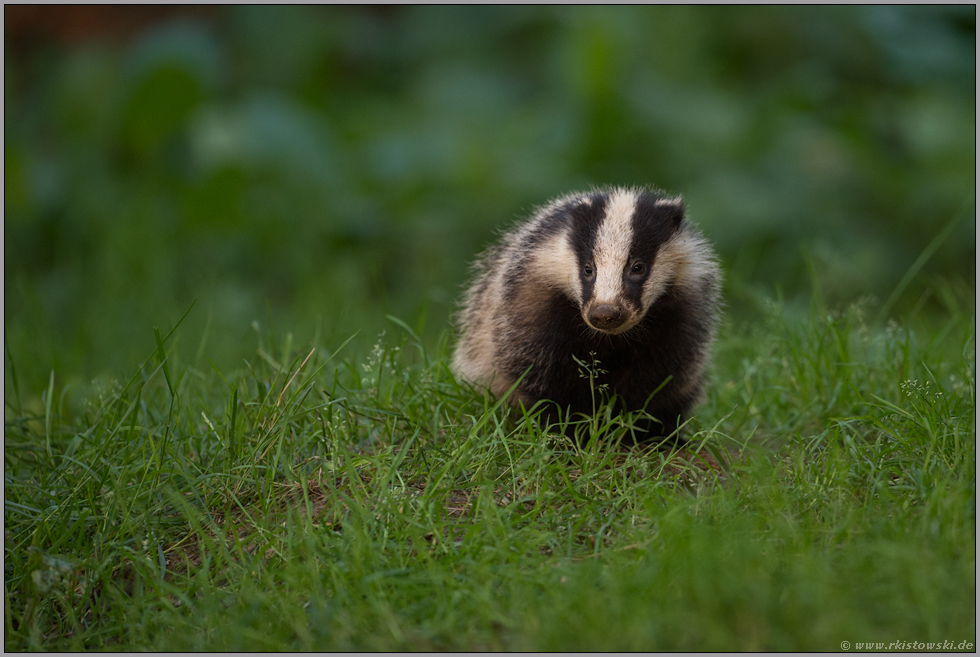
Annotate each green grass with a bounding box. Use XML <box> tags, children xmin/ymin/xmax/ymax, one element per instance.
<box><xmin>4</xmin><ymin>296</ymin><xmax>975</xmax><ymax>651</ymax></box>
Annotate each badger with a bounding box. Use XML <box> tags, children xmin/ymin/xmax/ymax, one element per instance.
<box><xmin>451</xmin><ymin>186</ymin><xmax>721</xmax><ymax>443</ymax></box>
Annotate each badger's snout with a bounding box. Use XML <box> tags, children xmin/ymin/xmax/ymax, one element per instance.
<box><xmin>586</xmin><ymin>303</ymin><xmax>629</xmax><ymax>332</ymax></box>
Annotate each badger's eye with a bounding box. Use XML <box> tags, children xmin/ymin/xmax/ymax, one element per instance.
<box><xmin>629</xmin><ymin>261</ymin><xmax>646</xmax><ymax>276</ymax></box>
<box><xmin>583</xmin><ymin>264</ymin><xmax>594</xmax><ymax>278</ymax></box>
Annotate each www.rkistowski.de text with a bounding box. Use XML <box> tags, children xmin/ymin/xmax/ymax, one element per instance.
<box><xmin>841</xmin><ymin>640</ymin><xmax>974</xmax><ymax>651</ymax></box>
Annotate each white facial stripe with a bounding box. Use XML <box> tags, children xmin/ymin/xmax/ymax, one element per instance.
<box><xmin>640</xmin><ymin>229</ymin><xmax>711</xmax><ymax>309</ymax></box>
<box><xmin>529</xmin><ymin>229</ymin><xmax>581</xmax><ymax>303</ymax></box>
<box><xmin>592</xmin><ymin>188</ymin><xmax>638</xmax><ymax>303</ymax></box>
<box><xmin>641</xmin><ymin>240</ymin><xmax>678</xmax><ymax>309</ymax></box>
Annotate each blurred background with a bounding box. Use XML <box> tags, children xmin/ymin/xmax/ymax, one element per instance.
<box><xmin>4</xmin><ymin>5</ymin><xmax>976</xmax><ymax>393</ymax></box>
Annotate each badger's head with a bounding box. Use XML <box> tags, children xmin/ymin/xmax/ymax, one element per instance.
<box><xmin>533</xmin><ymin>187</ymin><xmax>699</xmax><ymax>335</ymax></box>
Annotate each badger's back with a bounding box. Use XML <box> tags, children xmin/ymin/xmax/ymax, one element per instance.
<box><xmin>452</xmin><ymin>186</ymin><xmax>721</xmax><ymax>438</ymax></box>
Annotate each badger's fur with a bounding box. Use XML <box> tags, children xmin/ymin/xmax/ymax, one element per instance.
<box><xmin>452</xmin><ymin>186</ymin><xmax>721</xmax><ymax>442</ymax></box>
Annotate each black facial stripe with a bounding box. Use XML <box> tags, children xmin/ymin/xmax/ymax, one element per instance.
<box><xmin>568</xmin><ymin>192</ymin><xmax>608</xmax><ymax>261</ymax></box>
<box><xmin>630</xmin><ymin>190</ymin><xmax>684</xmax><ymax>265</ymax></box>
<box><xmin>620</xmin><ymin>268</ymin><xmax>646</xmax><ymax>311</ymax></box>
<box><xmin>566</xmin><ymin>192</ymin><xmax>608</xmax><ymax>303</ymax></box>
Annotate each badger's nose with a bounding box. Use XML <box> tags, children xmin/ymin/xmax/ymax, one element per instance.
<box><xmin>587</xmin><ymin>303</ymin><xmax>628</xmax><ymax>331</ymax></box>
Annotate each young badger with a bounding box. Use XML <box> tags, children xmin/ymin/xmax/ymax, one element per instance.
<box><xmin>451</xmin><ymin>186</ymin><xmax>721</xmax><ymax>441</ymax></box>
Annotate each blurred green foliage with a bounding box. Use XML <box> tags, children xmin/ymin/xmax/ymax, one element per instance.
<box><xmin>4</xmin><ymin>6</ymin><xmax>975</xmax><ymax>390</ymax></box>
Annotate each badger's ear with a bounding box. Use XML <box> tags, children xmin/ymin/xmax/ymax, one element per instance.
<box><xmin>655</xmin><ymin>197</ymin><xmax>685</xmax><ymax>230</ymax></box>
